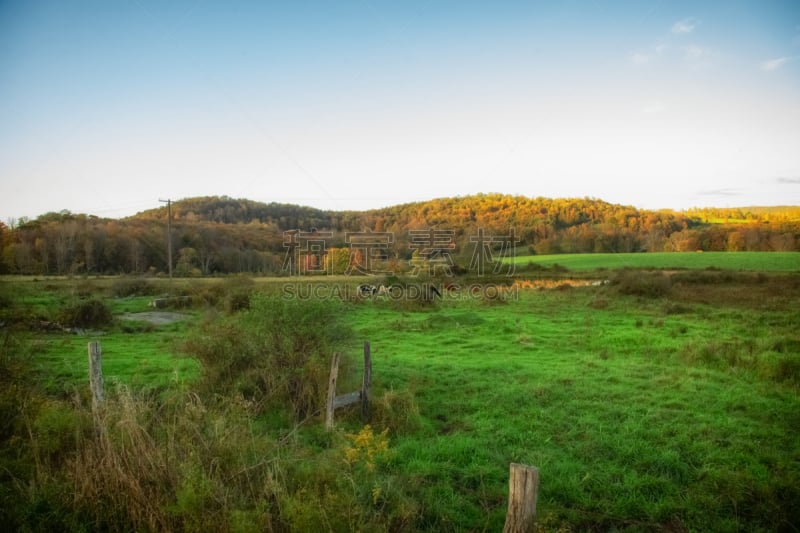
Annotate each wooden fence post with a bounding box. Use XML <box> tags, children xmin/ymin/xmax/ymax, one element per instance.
<box><xmin>325</xmin><ymin>342</ymin><xmax>373</xmax><ymax>430</ymax></box>
<box><xmin>88</xmin><ymin>341</ymin><xmax>105</xmax><ymax>427</ymax></box>
<box><xmin>361</xmin><ymin>341</ymin><xmax>372</xmax><ymax>423</ymax></box>
<box><xmin>325</xmin><ymin>352</ymin><xmax>341</xmax><ymax>431</ymax></box>
<box><xmin>503</xmin><ymin>463</ymin><xmax>539</xmax><ymax>533</ymax></box>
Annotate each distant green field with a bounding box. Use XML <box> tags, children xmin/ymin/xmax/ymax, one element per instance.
<box><xmin>508</xmin><ymin>251</ymin><xmax>800</xmax><ymax>272</ymax></box>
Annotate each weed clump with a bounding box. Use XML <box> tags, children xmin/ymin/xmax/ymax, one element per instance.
<box><xmin>370</xmin><ymin>389</ymin><xmax>421</xmax><ymax>436</ymax></box>
<box><xmin>612</xmin><ymin>270</ymin><xmax>672</xmax><ymax>298</ymax></box>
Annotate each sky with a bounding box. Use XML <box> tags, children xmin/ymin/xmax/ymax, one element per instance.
<box><xmin>1</xmin><ymin>0</ymin><xmax>799</xmax><ymax>220</ymax></box>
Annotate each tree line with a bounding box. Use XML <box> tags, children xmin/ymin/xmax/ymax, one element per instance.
<box><xmin>1</xmin><ymin>194</ymin><xmax>798</xmax><ymax>275</ymax></box>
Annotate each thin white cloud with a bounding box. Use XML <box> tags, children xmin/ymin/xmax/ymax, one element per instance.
<box><xmin>672</xmin><ymin>18</ymin><xmax>699</xmax><ymax>34</ymax></box>
<box><xmin>630</xmin><ymin>52</ymin><xmax>650</xmax><ymax>65</ymax></box>
<box><xmin>761</xmin><ymin>57</ymin><xmax>790</xmax><ymax>71</ymax></box>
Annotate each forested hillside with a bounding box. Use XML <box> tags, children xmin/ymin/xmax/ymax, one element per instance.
<box><xmin>1</xmin><ymin>194</ymin><xmax>798</xmax><ymax>275</ymax></box>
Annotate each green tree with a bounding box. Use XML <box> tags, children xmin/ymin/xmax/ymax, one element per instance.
<box><xmin>324</xmin><ymin>247</ymin><xmax>350</xmax><ymax>275</ymax></box>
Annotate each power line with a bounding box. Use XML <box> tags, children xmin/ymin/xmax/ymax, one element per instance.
<box><xmin>158</xmin><ymin>198</ymin><xmax>173</xmax><ymax>281</ymax></box>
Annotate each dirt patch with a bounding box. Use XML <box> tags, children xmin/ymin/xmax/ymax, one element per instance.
<box><xmin>119</xmin><ymin>312</ymin><xmax>188</xmax><ymax>325</ymax></box>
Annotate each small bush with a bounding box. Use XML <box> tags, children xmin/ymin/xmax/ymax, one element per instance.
<box><xmin>224</xmin><ymin>290</ymin><xmax>252</xmax><ymax>313</ymax></box>
<box><xmin>184</xmin><ymin>278</ymin><xmax>256</xmax><ymax>311</ymax></box>
<box><xmin>186</xmin><ymin>282</ymin><xmax>226</xmax><ymax>307</ymax></box>
<box><xmin>58</xmin><ymin>298</ymin><xmax>113</xmax><ymax>328</ymax></box>
<box><xmin>612</xmin><ymin>270</ymin><xmax>672</xmax><ymax>298</ymax></box>
<box><xmin>523</xmin><ymin>261</ymin><xmax>545</xmax><ymax>271</ymax></box>
<box><xmin>184</xmin><ymin>295</ymin><xmax>352</xmax><ymax>419</ymax></box>
<box><xmin>112</xmin><ymin>277</ymin><xmax>158</xmax><ymax>297</ymax></box>
<box><xmin>71</xmin><ymin>280</ymin><xmax>100</xmax><ymax>298</ymax></box>
<box><xmin>222</xmin><ymin>276</ymin><xmax>256</xmax><ymax>313</ymax></box>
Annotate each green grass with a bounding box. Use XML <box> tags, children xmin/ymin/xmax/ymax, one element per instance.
<box><xmin>507</xmin><ymin>251</ymin><xmax>800</xmax><ymax>272</ymax></box>
<box><xmin>343</xmin><ymin>279</ymin><xmax>800</xmax><ymax>530</ymax></box>
<box><xmin>4</xmin><ymin>273</ymin><xmax>799</xmax><ymax>530</ymax></box>
<box><xmin>34</xmin><ymin>322</ymin><xmax>199</xmax><ymax>395</ymax></box>
<box><xmin>0</xmin><ymin>280</ymin><xmax>201</xmax><ymax>395</ymax></box>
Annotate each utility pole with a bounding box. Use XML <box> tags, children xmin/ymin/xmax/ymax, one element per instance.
<box><xmin>158</xmin><ymin>199</ymin><xmax>173</xmax><ymax>281</ymax></box>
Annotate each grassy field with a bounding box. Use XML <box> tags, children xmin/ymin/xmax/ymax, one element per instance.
<box><xmin>508</xmin><ymin>251</ymin><xmax>800</xmax><ymax>272</ymax></box>
<box><xmin>2</xmin><ymin>267</ymin><xmax>799</xmax><ymax>530</ymax></box>
<box><xmin>346</xmin><ymin>276</ymin><xmax>800</xmax><ymax>529</ymax></box>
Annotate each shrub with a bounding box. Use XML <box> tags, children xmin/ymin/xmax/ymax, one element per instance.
<box><xmin>58</xmin><ymin>298</ymin><xmax>113</xmax><ymax>328</ymax></box>
<box><xmin>221</xmin><ymin>276</ymin><xmax>256</xmax><ymax>313</ymax></box>
<box><xmin>111</xmin><ymin>277</ymin><xmax>159</xmax><ymax>297</ymax></box>
<box><xmin>185</xmin><ymin>281</ymin><xmax>226</xmax><ymax>307</ymax></box>
<box><xmin>70</xmin><ymin>280</ymin><xmax>100</xmax><ymax>298</ymax></box>
<box><xmin>184</xmin><ymin>295</ymin><xmax>352</xmax><ymax>419</ymax></box>
<box><xmin>224</xmin><ymin>290</ymin><xmax>251</xmax><ymax>313</ymax></box>
<box><xmin>612</xmin><ymin>270</ymin><xmax>672</xmax><ymax>298</ymax></box>
<box><xmin>183</xmin><ymin>277</ymin><xmax>256</xmax><ymax>311</ymax></box>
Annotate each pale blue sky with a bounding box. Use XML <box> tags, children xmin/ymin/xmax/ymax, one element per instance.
<box><xmin>1</xmin><ymin>0</ymin><xmax>799</xmax><ymax>219</ymax></box>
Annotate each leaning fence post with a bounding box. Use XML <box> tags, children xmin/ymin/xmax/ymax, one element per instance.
<box><xmin>88</xmin><ymin>341</ymin><xmax>104</xmax><ymax>424</ymax></box>
<box><xmin>325</xmin><ymin>352</ymin><xmax>341</xmax><ymax>431</ymax></box>
<box><xmin>503</xmin><ymin>463</ymin><xmax>539</xmax><ymax>533</ymax></box>
<box><xmin>361</xmin><ymin>341</ymin><xmax>372</xmax><ymax>423</ymax></box>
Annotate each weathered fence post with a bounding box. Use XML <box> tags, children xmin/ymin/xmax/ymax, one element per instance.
<box><xmin>503</xmin><ymin>463</ymin><xmax>539</xmax><ymax>533</ymax></box>
<box><xmin>325</xmin><ymin>352</ymin><xmax>341</xmax><ymax>431</ymax></box>
<box><xmin>88</xmin><ymin>341</ymin><xmax>105</xmax><ymax>428</ymax></box>
<box><xmin>361</xmin><ymin>341</ymin><xmax>372</xmax><ymax>423</ymax></box>
<box><xmin>325</xmin><ymin>342</ymin><xmax>373</xmax><ymax>430</ymax></box>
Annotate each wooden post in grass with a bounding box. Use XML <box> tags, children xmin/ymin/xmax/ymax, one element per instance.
<box><xmin>361</xmin><ymin>341</ymin><xmax>372</xmax><ymax>423</ymax></box>
<box><xmin>88</xmin><ymin>341</ymin><xmax>105</xmax><ymax>425</ymax></box>
<box><xmin>503</xmin><ymin>463</ymin><xmax>539</xmax><ymax>533</ymax></box>
<box><xmin>325</xmin><ymin>352</ymin><xmax>341</xmax><ymax>431</ymax></box>
<box><xmin>325</xmin><ymin>342</ymin><xmax>373</xmax><ymax>431</ymax></box>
